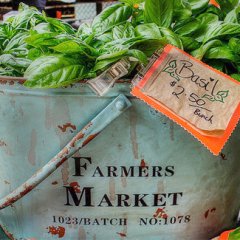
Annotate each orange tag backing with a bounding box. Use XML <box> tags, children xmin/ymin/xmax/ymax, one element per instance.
<box><xmin>219</xmin><ymin>230</ymin><xmax>234</xmax><ymax>240</ymax></box>
<box><xmin>131</xmin><ymin>45</ymin><xmax>240</xmax><ymax>155</ymax></box>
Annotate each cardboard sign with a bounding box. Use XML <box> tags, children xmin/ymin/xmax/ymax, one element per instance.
<box><xmin>131</xmin><ymin>45</ymin><xmax>240</xmax><ymax>155</ymax></box>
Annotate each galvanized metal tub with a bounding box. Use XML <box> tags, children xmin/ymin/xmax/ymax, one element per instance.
<box><xmin>0</xmin><ymin>79</ymin><xmax>240</xmax><ymax>240</ymax></box>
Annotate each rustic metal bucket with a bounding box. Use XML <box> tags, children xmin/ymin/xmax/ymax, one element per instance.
<box><xmin>0</xmin><ymin>78</ymin><xmax>240</xmax><ymax>240</ymax></box>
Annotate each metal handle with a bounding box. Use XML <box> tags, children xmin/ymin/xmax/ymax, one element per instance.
<box><xmin>0</xmin><ymin>94</ymin><xmax>131</xmax><ymax>210</ymax></box>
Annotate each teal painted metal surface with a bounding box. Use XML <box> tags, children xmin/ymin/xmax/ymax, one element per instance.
<box><xmin>0</xmin><ymin>94</ymin><xmax>131</xmax><ymax>210</ymax></box>
<box><xmin>0</xmin><ymin>80</ymin><xmax>240</xmax><ymax>240</ymax></box>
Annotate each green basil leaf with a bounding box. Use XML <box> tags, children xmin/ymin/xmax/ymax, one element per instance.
<box><xmin>7</xmin><ymin>3</ymin><xmax>43</xmax><ymax>29</ymax></box>
<box><xmin>0</xmin><ymin>23</ymin><xmax>17</xmax><ymax>43</ymax></box>
<box><xmin>229</xmin><ymin>38</ymin><xmax>240</xmax><ymax>54</ymax></box>
<box><xmin>92</xmin><ymin>4</ymin><xmax>132</xmax><ymax>34</ymax></box>
<box><xmin>131</xmin><ymin>38</ymin><xmax>166</xmax><ymax>56</ymax></box>
<box><xmin>224</xmin><ymin>6</ymin><xmax>240</xmax><ymax>23</ymax></box>
<box><xmin>216</xmin><ymin>0</ymin><xmax>239</xmax><ymax>14</ymax></box>
<box><xmin>51</xmin><ymin>40</ymin><xmax>98</xmax><ymax>59</ymax></box>
<box><xmin>135</xmin><ymin>23</ymin><xmax>161</xmax><ymax>39</ymax></box>
<box><xmin>127</xmin><ymin>49</ymin><xmax>148</xmax><ymax>64</ymax></box>
<box><xmin>204</xmin><ymin>22</ymin><xmax>240</xmax><ymax>43</ymax></box>
<box><xmin>0</xmin><ymin>66</ymin><xmax>20</xmax><ymax>76</ymax></box>
<box><xmin>144</xmin><ymin>0</ymin><xmax>174</xmax><ymax>28</ymax></box>
<box><xmin>100</xmin><ymin>37</ymin><xmax>143</xmax><ymax>53</ymax></box>
<box><xmin>205</xmin><ymin>5</ymin><xmax>225</xmax><ymax>20</ymax></box>
<box><xmin>25</xmin><ymin>32</ymin><xmax>59</xmax><ymax>48</ymax></box>
<box><xmin>180</xmin><ymin>36</ymin><xmax>201</xmax><ymax>51</ymax></box>
<box><xmin>76</xmin><ymin>23</ymin><xmax>93</xmax><ymax>40</ymax></box>
<box><xmin>205</xmin><ymin>59</ymin><xmax>224</xmax><ymax>71</ymax></box>
<box><xmin>95</xmin><ymin>32</ymin><xmax>113</xmax><ymax>43</ymax></box>
<box><xmin>0</xmin><ymin>54</ymin><xmax>31</xmax><ymax>74</ymax></box>
<box><xmin>33</xmin><ymin>23</ymin><xmax>53</xmax><ymax>33</ymax></box>
<box><xmin>188</xmin><ymin>0</ymin><xmax>209</xmax><ymax>15</ymax></box>
<box><xmin>44</xmin><ymin>16</ymin><xmax>75</xmax><ymax>34</ymax></box>
<box><xmin>27</xmin><ymin>48</ymin><xmax>42</xmax><ymax>60</ymax></box>
<box><xmin>173</xmin><ymin>0</ymin><xmax>192</xmax><ymax>21</ymax></box>
<box><xmin>204</xmin><ymin>45</ymin><xmax>237</xmax><ymax>62</ymax></box>
<box><xmin>197</xmin><ymin>13</ymin><xmax>219</xmax><ymax>26</ymax></box>
<box><xmin>229</xmin><ymin>227</ymin><xmax>240</xmax><ymax>239</ymax></box>
<box><xmin>3</xmin><ymin>32</ymin><xmax>28</xmax><ymax>56</ymax></box>
<box><xmin>231</xmin><ymin>73</ymin><xmax>240</xmax><ymax>81</ymax></box>
<box><xmin>173</xmin><ymin>18</ymin><xmax>201</xmax><ymax>37</ymax></box>
<box><xmin>132</xmin><ymin>7</ymin><xmax>145</xmax><ymax>26</ymax></box>
<box><xmin>159</xmin><ymin>27</ymin><xmax>183</xmax><ymax>49</ymax></box>
<box><xmin>97</xmin><ymin>49</ymin><xmax>128</xmax><ymax>61</ymax></box>
<box><xmin>24</xmin><ymin>55</ymin><xmax>88</xmax><ymax>88</ymax></box>
<box><xmin>113</xmin><ymin>22</ymin><xmax>135</xmax><ymax>40</ymax></box>
<box><xmin>192</xmin><ymin>13</ymin><xmax>219</xmax><ymax>41</ymax></box>
<box><xmin>94</xmin><ymin>48</ymin><xmax>147</xmax><ymax>73</ymax></box>
<box><xmin>94</xmin><ymin>57</ymin><xmax>123</xmax><ymax>72</ymax></box>
<box><xmin>191</xmin><ymin>39</ymin><xmax>223</xmax><ymax>60</ymax></box>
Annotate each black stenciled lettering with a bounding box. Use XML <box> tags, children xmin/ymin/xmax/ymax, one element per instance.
<box><xmin>108</xmin><ymin>166</ymin><xmax>118</xmax><ymax>177</ymax></box>
<box><xmin>165</xmin><ymin>166</ymin><xmax>175</xmax><ymax>177</ymax></box>
<box><xmin>121</xmin><ymin>166</ymin><xmax>135</xmax><ymax>177</ymax></box>
<box><xmin>98</xmin><ymin>194</ymin><xmax>113</xmax><ymax>207</ymax></box>
<box><xmin>152</xmin><ymin>166</ymin><xmax>163</xmax><ymax>177</ymax></box>
<box><xmin>153</xmin><ymin>193</ymin><xmax>167</xmax><ymax>207</ymax></box>
<box><xmin>92</xmin><ymin>219</ymin><xmax>100</xmax><ymax>225</ymax></box>
<box><xmin>92</xmin><ymin>166</ymin><xmax>104</xmax><ymax>177</ymax></box>
<box><xmin>139</xmin><ymin>218</ymin><xmax>148</xmax><ymax>226</ymax></box>
<box><xmin>64</xmin><ymin>187</ymin><xmax>94</xmax><ymax>206</ymax></box>
<box><xmin>168</xmin><ymin>192</ymin><xmax>183</xmax><ymax>206</ymax></box>
<box><xmin>84</xmin><ymin>218</ymin><xmax>91</xmax><ymax>225</ymax></box>
<box><xmin>102</xmin><ymin>218</ymin><xmax>108</xmax><ymax>225</ymax></box>
<box><xmin>119</xmin><ymin>218</ymin><xmax>127</xmax><ymax>225</ymax></box>
<box><xmin>139</xmin><ymin>166</ymin><xmax>149</xmax><ymax>177</ymax></box>
<box><xmin>117</xmin><ymin>194</ymin><xmax>131</xmax><ymax>207</ymax></box>
<box><xmin>133</xmin><ymin>194</ymin><xmax>148</xmax><ymax>207</ymax></box>
<box><xmin>73</xmin><ymin>157</ymin><xmax>92</xmax><ymax>177</ymax></box>
<box><xmin>110</xmin><ymin>219</ymin><xmax>118</xmax><ymax>225</ymax></box>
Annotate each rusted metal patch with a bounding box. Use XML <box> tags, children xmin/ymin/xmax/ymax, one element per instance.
<box><xmin>204</xmin><ymin>208</ymin><xmax>217</xmax><ymax>219</ymax></box>
<box><xmin>220</xmin><ymin>153</ymin><xmax>227</xmax><ymax>160</ymax></box>
<box><xmin>153</xmin><ymin>208</ymin><xmax>168</xmax><ymax>219</ymax></box>
<box><xmin>1</xmin><ymin>183</ymin><xmax>35</xmax><ymax>209</ymax></box>
<box><xmin>82</xmin><ymin>133</ymin><xmax>100</xmax><ymax>147</ymax></box>
<box><xmin>0</xmin><ymin>77</ymin><xmax>25</xmax><ymax>86</ymax></box>
<box><xmin>0</xmin><ymin>140</ymin><xmax>7</xmax><ymax>147</ymax></box>
<box><xmin>58</xmin><ymin>123</ymin><xmax>77</xmax><ymax>133</ymax></box>
<box><xmin>130</xmin><ymin>110</ymin><xmax>139</xmax><ymax>159</ymax></box>
<box><xmin>117</xmin><ymin>232</ymin><xmax>127</xmax><ymax>237</ymax></box>
<box><xmin>52</xmin><ymin>181</ymin><xmax>58</xmax><ymax>185</ymax></box>
<box><xmin>140</xmin><ymin>159</ymin><xmax>147</xmax><ymax>168</ymax></box>
<box><xmin>47</xmin><ymin>226</ymin><xmax>65</xmax><ymax>238</ymax></box>
<box><xmin>70</xmin><ymin>182</ymin><xmax>81</xmax><ymax>193</ymax></box>
<box><xmin>0</xmin><ymin>224</ymin><xmax>15</xmax><ymax>240</ymax></box>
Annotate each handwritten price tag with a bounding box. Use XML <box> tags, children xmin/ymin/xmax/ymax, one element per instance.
<box><xmin>131</xmin><ymin>45</ymin><xmax>240</xmax><ymax>155</ymax></box>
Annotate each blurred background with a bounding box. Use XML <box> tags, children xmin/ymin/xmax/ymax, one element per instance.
<box><xmin>0</xmin><ymin>0</ymin><xmax>118</xmax><ymax>24</ymax></box>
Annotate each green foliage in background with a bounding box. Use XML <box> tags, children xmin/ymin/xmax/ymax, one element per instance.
<box><xmin>0</xmin><ymin>0</ymin><xmax>240</xmax><ymax>88</ymax></box>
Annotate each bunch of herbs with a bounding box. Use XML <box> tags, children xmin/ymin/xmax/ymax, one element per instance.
<box><xmin>0</xmin><ymin>0</ymin><xmax>240</xmax><ymax>88</ymax></box>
